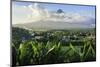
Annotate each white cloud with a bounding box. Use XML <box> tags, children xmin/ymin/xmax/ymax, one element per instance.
<box><xmin>12</xmin><ymin>2</ymin><xmax>94</xmax><ymax>25</ymax></box>
<box><xmin>12</xmin><ymin>3</ymin><xmax>51</xmax><ymax>24</ymax></box>
<box><xmin>12</xmin><ymin>3</ymin><xmax>32</xmax><ymax>24</ymax></box>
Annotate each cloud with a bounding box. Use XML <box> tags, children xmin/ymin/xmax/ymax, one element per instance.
<box><xmin>12</xmin><ymin>3</ymin><xmax>51</xmax><ymax>24</ymax></box>
<box><xmin>12</xmin><ymin>3</ymin><xmax>32</xmax><ymax>24</ymax></box>
<box><xmin>12</xmin><ymin>2</ymin><xmax>95</xmax><ymax>26</ymax></box>
<box><xmin>27</xmin><ymin>3</ymin><xmax>49</xmax><ymax>21</ymax></box>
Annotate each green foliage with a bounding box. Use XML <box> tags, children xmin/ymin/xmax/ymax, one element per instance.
<box><xmin>12</xmin><ymin>27</ymin><xmax>96</xmax><ymax>66</ymax></box>
<box><xmin>12</xmin><ymin>27</ymin><xmax>31</xmax><ymax>49</ymax></box>
<box><xmin>12</xmin><ymin>40</ymin><xmax>96</xmax><ymax>66</ymax></box>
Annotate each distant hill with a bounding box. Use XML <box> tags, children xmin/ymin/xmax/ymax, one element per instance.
<box><xmin>13</xmin><ymin>8</ymin><xmax>95</xmax><ymax>30</ymax></box>
<box><xmin>13</xmin><ymin>18</ymin><xmax>95</xmax><ymax>31</ymax></box>
<box><xmin>57</xmin><ymin>9</ymin><xmax>64</xmax><ymax>13</ymax></box>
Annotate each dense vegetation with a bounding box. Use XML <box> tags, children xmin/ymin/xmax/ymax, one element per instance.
<box><xmin>12</xmin><ymin>27</ymin><xmax>96</xmax><ymax>66</ymax></box>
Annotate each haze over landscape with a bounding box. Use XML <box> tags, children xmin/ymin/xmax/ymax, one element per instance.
<box><xmin>12</xmin><ymin>1</ymin><xmax>96</xmax><ymax>30</ymax></box>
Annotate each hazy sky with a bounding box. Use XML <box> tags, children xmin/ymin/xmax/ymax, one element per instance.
<box><xmin>12</xmin><ymin>1</ymin><xmax>96</xmax><ymax>24</ymax></box>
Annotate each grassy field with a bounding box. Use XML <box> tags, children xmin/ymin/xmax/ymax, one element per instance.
<box><xmin>12</xmin><ymin>27</ymin><xmax>96</xmax><ymax>66</ymax></box>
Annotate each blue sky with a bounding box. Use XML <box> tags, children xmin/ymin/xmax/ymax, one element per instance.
<box><xmin>12</xmin><ymin>1</ymin><xmax>96</xmax><ymax>25</ymax></box>
<box><xmin>13</xmin><ymin>1</ymin><xmax>96</xmax><ymax>18</ymax></box>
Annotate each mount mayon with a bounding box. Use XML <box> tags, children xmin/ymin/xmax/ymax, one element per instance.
<box><xmin>13</xmin><ymin>8</ymin><xmax>95</xmax><ymax>30</ymax></box>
